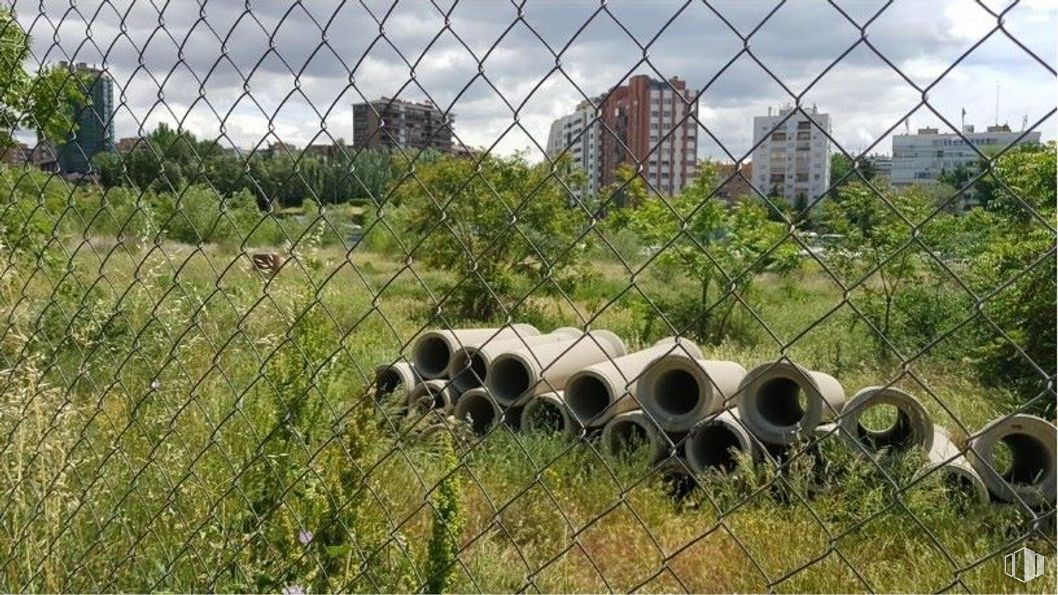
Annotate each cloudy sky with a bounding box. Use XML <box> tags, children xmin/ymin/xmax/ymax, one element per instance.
<box><xmin>13</xmin><ymin>0</ymin><xmax>1057</xmax><ymax>161</ymax></box>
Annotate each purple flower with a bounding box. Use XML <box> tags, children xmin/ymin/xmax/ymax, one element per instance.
<box><xmin>297</xmin><ymin>529</ymin><xmax>314</xmax><ymax>546</ymax></box>
<box><xmin>282</xmin><ymin>585</ymin><xmax>306</xmax><ymax>595</ymax></box>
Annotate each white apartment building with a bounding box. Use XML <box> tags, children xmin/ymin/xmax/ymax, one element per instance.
<box><xmin>751</xmin><ymin>105</ymin><xmax>832</xmax><ymax>205</ymax></box>
<box><xmin>545</xmin><ymin>101</ymin><xmax>601</xmax><ymax>200</ymax></box>
<box><xmin>890</xmin><ymin>124</ymin><xmax>1042</xmax><ymax>187</ymax></box>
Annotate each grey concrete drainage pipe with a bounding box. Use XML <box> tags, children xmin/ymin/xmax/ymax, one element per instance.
<box><xmin>656</xmin><ymin>457</ymin><xmax>698</xmax><ymax>500</ymax></box>
<box><xmin>684</xmin><ymin>409</ymin><xmax>756</xmax><ymax>474</ymax></box>
<box><xmin>486</xmin><ymin>330</ymin><xmax>626</xmax><ymax>408</ymax></box>
<box><xmin>520</xmin><ymin>391</ymin><xmax>580</xmax><ymax>436</ymax></box>
<box><xmin>374</xmin><ymin>361</ymin><xmax>421</xmax><ymax>403</ymax></box>
<box><xmin>600</xmin><ymin>410</ymin><xmax>682</xmax><ymax>463</ymax></box>
<box><xmin>838</xmin><ymin>386</ymin><xmax>933</xmax><ymax>456</ymax></box>
<box><xmin>736</xmin><ymin>361</ymin><xmax>845</xmax><ymax>446</ymax></box>
<box><xmin>448</xmin><ymin>327</ymin><xmax>582</xmax><ymax>394</ymax></box>
<box><xmin>922</xmin><ymin>426</ymin><xmax>989</xmax><ymax>506</ymax></box>
<box><xmin>565</xmin><ymin>338</ymin><xmax>703</xmax><ymax>428</ymax></box>
<box><xmin>412</xmin><ymin>324</ymin><xmax>540</xmax><ymax>379</ymax></box>
<box><xmin>453</xmin><ymin>387</ymin><xmax>503</xmax><ymax>435</ymax></box>
<box><xmin>407</xmin><ymin>380</ymin><xmax>455</xmax><ymax>416</ymax></box>
<box><xmin>637</xmin><ymin>355</ymin><xmax>746</xmax><ymax>432</ymax></box>
<box><xmin>968</xmin><ymin>414</ymin><xmax>1056</xmax><ymax>506</ymax></box>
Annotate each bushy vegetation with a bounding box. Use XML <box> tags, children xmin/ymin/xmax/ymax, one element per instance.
<box><xmin>0</xmin><ymin>142</ymin><xmax>1055</xmax><ymax>591</ymax></box>
<box><xmin>92</xmin><ymin>123</ymin><xmax>407</xmax><ymax>208</ymax></box>
<box><xmin>1</xmin><ymin>7</ymin><xmax>88</xmax><ymax>146</ymax></box>
<box><xmin>390</xmin><ymin>152</ymin><xmax>590</xmax><ymax>321</ymax></box>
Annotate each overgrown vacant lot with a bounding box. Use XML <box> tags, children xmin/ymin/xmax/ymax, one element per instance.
<box><xmin>2</xmin><ymin>232</ymin><xmax>1052</xmax><ymax>592</ymax></box>
<box><xmin>2</xmin><ymin>145</ymin><xmax>1055</xmax><ymax>592</ymax></box>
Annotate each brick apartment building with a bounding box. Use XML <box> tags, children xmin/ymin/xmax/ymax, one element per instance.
<box><xmin>599</xmin><ymin>75</ymin><xmax>699</xmax><ymax>196</ymax></box>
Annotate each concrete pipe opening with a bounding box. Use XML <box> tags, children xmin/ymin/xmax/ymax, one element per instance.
<box><xmin>454</xmin><ymin>391</ymin><xmax>497</xmax><ymax>435</ymax></box>
<box><xmin>841</xmin><ymin>387</ymin><xmax>932</xmax><ymax>455</ymax></box>
<box><xmin>604</xmin><ymin>418</ymin><xmax>651</xmax><ymax>459</ymax></box>
<box><xmin>995</xmin><ymin>434</ymin><xmax>1051</xmax><ymax>485</ymax></box>
<box><xmin>376</xmin><ymin>368</ymin><xmax>405</xmax><ymax>397</ymax></box>
<box><xmin>566</xmin><ymin>373</ymin><xmax>612</xmax><ymax>427</ymax></box>
<box><xmin>449</xmin><ymin>349</ymin><xmax>488</xmax><ymax>394</ymax></box>
<box><xmin>522</xmin><ymin>399</ymin><xmax>567</xmax><ymax>434</ymax></box>
<box><xmin>654</xmin><ymin>368</ymin><xmax>700</xmax><ymax>416</ymax></box>
<box><xmin>757</xmin><ymin>377</ymin><xmax>807</xmax><ymax>426</ymax></box>
<box><xmin>408</xmin><ymin>380</ymin><xmax>451</xmax><ymax>416</ymax></box>
<box><xmin>413</xmin><ymin>335</ymin><xmax>451</xmax><ymax>379</ymax></box>
<box><xmin>739</xmin><ymin>362</ymin><xmax>844</xmax><ymax>446</ymax></box>
<box><xmin>970</xmin><ymin>414</ymin><xmax>1057</xmax><ymax>506</ymax></box>
<box><xmin>489</xmin><ymin>355</ymin><xmax>532</xmax><ymax>406</ymax></box>
<box><xmin>657</xmin><ymin>459</ymin><xmax>697</xmax><ymax>501</ymax></box>
<box><xmin>687</xmin><ymin>424</ymin><xmax>743</xmax><ymax>473</ymax></box>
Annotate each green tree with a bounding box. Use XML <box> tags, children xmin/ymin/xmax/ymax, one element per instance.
<box><xmin>626</xmin><ymin>160</ymin><xmax>800</xmax><ymax>343</ymax></box>
<box><xmin>829</xmin><ymin>153</ymin><xmax>879</xmax><ymax>198</ymax></box>
<box><xmin>953</xmin><ymin>143</ymin><xmax>1056</xmax><ymax>412</ymax></box>
<box><xmin>393</xmin><ymin>152</ymin><xmax>587</xmax><ymax>321</ymax></box>
<box><xmin>0</xmin><ymin>8</ymin><xmax>87</xmax><ymax>146</ymax></box>
<box><xmin>821</xmin><ymin>182</ymin><xmax>964</xmax><ymax>359</ymax></box>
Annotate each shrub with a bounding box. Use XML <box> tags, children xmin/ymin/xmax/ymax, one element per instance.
<box><xmin>392</xmin><ymin>153</ymin><xmax>589</xmax><ymax>321</ymax></box>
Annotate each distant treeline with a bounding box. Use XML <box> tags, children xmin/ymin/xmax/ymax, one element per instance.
<box><xmin>92</xmin><ymin>124</ymin><xmax>440</xmax><ymax>208</ymax></box>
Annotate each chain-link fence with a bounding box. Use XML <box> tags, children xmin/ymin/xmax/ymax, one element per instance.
<box><xmin>1</xmin><ymin>1</ymin><xmax>1056</xmax><ymax>592</ymax></box>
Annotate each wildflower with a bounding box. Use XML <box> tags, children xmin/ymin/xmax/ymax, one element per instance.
<box><xmin>282</xmin><ymin>585</ymin><xmax>306</xmax><ymax>595</ymax></box>
<box><xmin>298</xmin><ymin>529</ymin><xmax>313</xmax><ymax>546</ymax></box>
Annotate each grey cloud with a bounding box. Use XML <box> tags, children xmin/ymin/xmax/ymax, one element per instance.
<box><xmin>12</xmin><ymin>0</ymin><xmax>1056</xmax><ymax>156</ymax></box>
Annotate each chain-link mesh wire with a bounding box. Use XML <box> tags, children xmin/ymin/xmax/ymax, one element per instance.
<box><xmin>1</xmin><ymin>0</ymin><xmax>1055</xmax><ymax>592</ymax></box>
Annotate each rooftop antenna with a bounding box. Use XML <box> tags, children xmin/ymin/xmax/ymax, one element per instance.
<box><xmin>1021</xmin><ymin>114</ymin><xmax>1028</xmax><ymax>132</ymax></box>
<box><xmin>960</xmin><ymin>107</ymin><xmax>965</xmax><ymax>130</ymax></box>
<box><xmin>904</xmin><ymin>119</ymin><xmax>909</xmax><ymax>134</ymax></box>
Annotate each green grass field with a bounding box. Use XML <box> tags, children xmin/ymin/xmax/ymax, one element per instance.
<box><xmin>2</xmin><ymin>229</ymin><xmax>1052</xmax><ymax>593</ymax></box>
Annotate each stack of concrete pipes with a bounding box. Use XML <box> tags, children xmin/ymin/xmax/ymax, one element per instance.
<box><xmin>374</xmin><ymin>324</ymin><xmax>1057</xmax><ymax>508</ymax></box>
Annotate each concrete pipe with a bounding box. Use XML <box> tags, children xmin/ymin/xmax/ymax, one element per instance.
<box><xmin>486</xmin><ymin>330</ymin><xmax>627</xmax><ymax>408</ymax></box>
<box><xmin>838</xmin><ymin>386</ymin><xmax>934</xmax><ymax>456</ymax></box>
<box><xmin>736</xmin><ymin>361</ymin><xmax>845</xmax><ymax>446</ymax></box>
<box><xmin>922</xmin><ymin>426</ymin><xmax>990</xmax><ymax>506</ymax></box>
<box><xmin>655</xmin><ymin>457</ymin><xmax>698</xmax><ymax>500</ymax></box>
<box><xmin>968</xmin><ymin>414</ymin><xmax>1056</xmax><ymax>506</ymax></box>
<box><xmin>412</xmin><ymin>324</ymin><xmax>540</xmax><ymax>379</ymax></box>
<box><xmin>520</xmin><ymin>391</ymin><xmax>580</xmax><ymax>436</ymax></box>
<box><xmin>565</xmin><ymin>338</ymin><xmax>703</xmax><ymax>428</ymax></box>
<box><xmin>406</xmin><ymin>380</ymin><xmax>456</xmax><ymax>416</ymax></box>
<box><xmin>453</xmin><ymin>387</ymin><xmax>503</xmax><ymax>435</ymax></box>
<box><xmin>448</xmin><ymin>327</ymin><xmax>582</xmax><ymax>394</ymax></box>
<box><xmin>600</xmin><ymin>410</ymin><xmax>683</xmax><ymax>464</ymax></box>
<box><xmin>684</xmin><ymin>409</ymin><xmax>757</xmax><ymax>474</ymax></box>
<box><xmin>374</xmin><ymin>361</ymin><xmax>421</xmax><ymax>403</ymax></box>
<box><xmin>637</xmin><ymin>354</ymin><xmax>746</xmax><ymax>432</ymax></box>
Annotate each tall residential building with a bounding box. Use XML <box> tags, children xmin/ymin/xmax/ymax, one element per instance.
<box><xmin>56</xmin><ymin>62</ymin><xmax>115</xmax><ymax>175</ymax></box>
<box><xmin>751</xmin><ymin>105</ymin><xmax>832</xmax><ymax>206</ymax></box>
<box><xmin>352</xmin><ymin>97</ymin><xmax>454</xmax><ymax>152</ymax></box>
<box><xmin>890</xmin><ymin>124</ymin><xmax>1041</xmax><ymax>187</ymax></box>
<box><xmin>545</xmin><ymin>99</ymin><xmax>601</xmax><ymax>200</ymax></box>
<box><xmin>599</xmin><ymin>75</ymin><xmax>699</xmax><ymax>197</ymax></box>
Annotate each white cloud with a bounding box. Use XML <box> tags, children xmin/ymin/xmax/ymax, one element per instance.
<box><xmin>11</xmin><ymin>0</ymin><xmax>1055</xmax><ymax>159</ymax></box>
